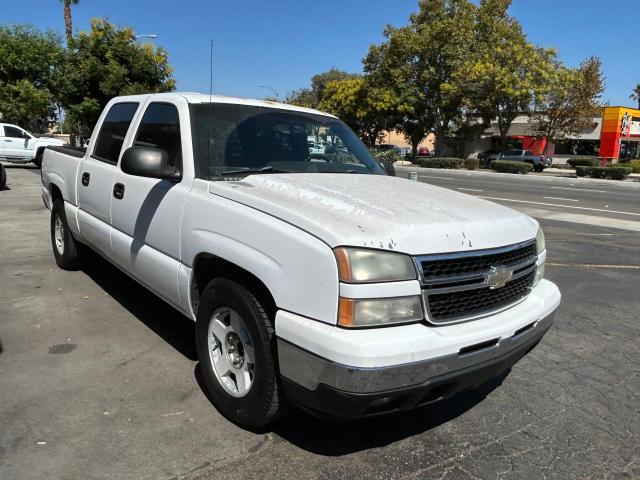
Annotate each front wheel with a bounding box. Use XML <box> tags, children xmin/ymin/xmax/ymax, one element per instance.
<box><xmin>51</xmin><ymin>199</ymin><xmax>82</xmax><ymax>270</ymax></box>
<box><xmin>195</xmin><ymin>278</ymin><xmax>287</xmax><ymax>429</ymax></box>
<box><xmin>33</xmin><ymin>151</ymin><xmax>43</xmax><ymax>169</ymax></box>
<box><xmin>0</xmin><ymin>164</ymin><xmax>6</xmax><ymax>189</ymax></box>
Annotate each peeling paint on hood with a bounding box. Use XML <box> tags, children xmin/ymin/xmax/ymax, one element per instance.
<box><xmin>208</xmin><ymin>174</ymin><xmax>538</xmax><ymax>255</ymax></box>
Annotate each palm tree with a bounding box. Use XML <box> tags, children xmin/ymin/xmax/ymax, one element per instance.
<box><xmin>59</xmin><ymin>0</ymin><xmax>79</xmax><ymax>44</ymax></box>
<box><xmin>631</xmin><ymin>83</ymin><xmax>640</xmax><ymax>110</ymax></box>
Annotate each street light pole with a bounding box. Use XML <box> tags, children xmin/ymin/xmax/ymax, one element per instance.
<box><xmin>260</xmin><ymin>85</ymin><xmax>279</xmax><ymax>102</ymax></box>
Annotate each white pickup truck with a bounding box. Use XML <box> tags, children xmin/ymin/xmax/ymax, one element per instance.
<box><xmin>0</xmin><ymin>123</ymin><xmax>65</xmax><ymax>167</ymax></box>
<box><xmin>41</xmin><ymin>93</ymin><xmax>560</xmax><ymax>428</ymax></box>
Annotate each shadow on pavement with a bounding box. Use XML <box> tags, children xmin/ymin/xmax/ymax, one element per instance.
<box><xmin>80</xmin><ymin>248</ymin><xmax>197</xmax><ymax>361</ymax></box>
<box><xmin>79</xmin><ymin>246</ymin><xmax>508</xmax><ymax>453</ymax></box>
<box><xmin>269</xmin><ymin>371</ymin><xmax>508</xmax><ymax>455</ymax></box>
<box><xmin>194</xmin><ymin>360</ymin><xmax>508</xmax><ymax>455</ymax></box>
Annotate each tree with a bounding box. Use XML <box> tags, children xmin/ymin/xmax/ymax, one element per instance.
<box><xmin>631</xmin><ymin>83</ymin><xmax>640</xmax><ymax>110</ymax></box>
<box><xmin>58</xmin><ymin>19</ymin><xmax>175</xmax><ymax>139</ymax></box>
<box><xmin>364</xmin><ymin>0</ymin><xmax>477</xmax><ymax>157</ymax></box>
<box><xmin>319</xmin><ymin>77</ymin><xmax>404</xmax><ymax>146</ymax></box>
<box><xmin>444</xmin><ymin>0</ymin><xmax>555</xmax><ymax>149</ymax></box>
<box><xmin>531</xmin><ymin>57</ymin><xmax>604</xmax><ymax>142</ymax></box>
<box><xmin>59</xmin><ymin>0</ymin><xmax>79</xmax><ymax>44</ymax></box>
<box><xmin>0</xmin><ymin>25</ymin><xmax>64</xmax><ymax>131</ymax></box>
<box><xmin>286</xmin><ymin>68</ymin><xmax>358</xmax><ymax>108</ymax></box>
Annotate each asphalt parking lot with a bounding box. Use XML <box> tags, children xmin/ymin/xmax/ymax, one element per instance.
<box><xmin>1</xmin><ymin>165</ymin><xmax>639</xmax><ymax>480</ymax></box>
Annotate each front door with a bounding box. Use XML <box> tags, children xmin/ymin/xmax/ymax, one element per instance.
<box><xmin>110</xmin><ymin>100</ymin><xmax>189</xmax><ymax>306</ymax></box>
<box><xmin>1</xmin><ymin>125</ymin><xmax>31</xmax><ymax>159</ymax></box>
<box><xmin>76</xmin><ymin>102</ymin><xmax>141</xmax><ymax>254</ymax></box>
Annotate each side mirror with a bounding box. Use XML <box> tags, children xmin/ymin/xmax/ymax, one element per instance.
<box><xmin>120</xmin><ymin>146</ymin><xmax>181</xmax><ymax>181</ymax></box>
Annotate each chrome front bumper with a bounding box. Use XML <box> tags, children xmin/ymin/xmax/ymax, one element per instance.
<box><xmin>278</xmin><ymin>310</ymin><xmax>554</xmax><ymax>418</ymax></box>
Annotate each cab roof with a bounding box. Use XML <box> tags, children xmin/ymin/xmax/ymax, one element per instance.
<box><xmin>112</xmin><ymin>92</ymin><xmax>337</xmax><ymax>119</ymax></box>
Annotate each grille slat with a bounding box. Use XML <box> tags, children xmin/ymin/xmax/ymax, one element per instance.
<box><xmin>420</xmin><ymin>243</ymin><xmax>537</xmax><ymax>280</ymax></box>
<box><xmin>417</xmin><ymin>241</ymin><xmax>537</xmax><ymax>324</ymax></box>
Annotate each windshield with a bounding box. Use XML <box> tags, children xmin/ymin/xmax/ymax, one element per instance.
<box><xmin>189</xmin><ymin>103</ymin><xmax>384</xmax><ymax>178</ymax></box>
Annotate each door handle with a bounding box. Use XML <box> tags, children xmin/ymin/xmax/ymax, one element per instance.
<box><xmin>3</xmin><ymin>139</ymin><xmax>11</xmax><ymax>142</ymax></box>
<box><xmin>81</xmin><ymin>172</ymin><xmax>90</xmax><ymax>186</ymax></box>
<box><xmin>113</xmin><ymin>182</ymin><xmax>125</xmax><ymax>200</ymax></box>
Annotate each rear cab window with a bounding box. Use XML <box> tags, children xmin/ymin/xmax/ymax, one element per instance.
<box><xmin>93</xmin><ymin>103</ymin><xmax>139</xmax><ymax>164</ymax></box>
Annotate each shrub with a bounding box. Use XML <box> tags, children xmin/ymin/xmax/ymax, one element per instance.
<box><xmin>490</xmin><ymin>160</ymin><xmax>533</xmax><ymax>174</ymax></box>
<box><xmin>606</xmin><ymin>165</ymin><xmax>633</xmax><ymax>180</ymax></box>
<box><xmin>567</xmin><ymin>157</ymin><xmax>598</xmax><ymax>168</ymax></box>
<box><xmin>373</xmin><ymin>150</ymin><xmax>403</xmax><ymax>164</ymax></box>
<box><xmin>575</xmin><ymin>165</ymin><xmax>632</xmax><ymax>180</ymax></box>
<box><xmin>575</xmin><ymin>166</ymin><xmax>588</xmax><ymax>177</ymax></box>
<box><xmin>627</xmin><ymin>160</ymin><xmax>640</xmax><ymax>173</ymax></box>
<box><xmin>416</xmin><ymin>157</ymin><xmax>463</xmax><ymax>169</ymax></box>
<box><xmin>464</xmin><ymin>157</ymin><xmax>479</xmax><ymax>170</ymax></box>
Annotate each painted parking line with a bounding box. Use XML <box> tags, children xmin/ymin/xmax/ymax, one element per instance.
<box><xmin>477</xmin><ymin>196</ymin><xmax>640</xmax><ymax>217</ymax></box>
<box><xmin>543</xmin><ymin>196</ymin><xmax>580</xmax><ymax>202</ymax></box>
<box><xmin>546</xmin><ymin>262</ymin><xmax>640</xmax><ymax>270</ymax></box>
<box><xmin>419</xmin><ymin>175</ymin><xmax>454</xmax><ymax>180</ymax></box>
<box><xmin>457</xmin><ymin>188</ymin><xmax>484</xmax><ymax>192</ymax></box>
<box><xmin>550</xmin><ymin>186</ymin><xmax>607</xmax><ymax>193</ymax></box>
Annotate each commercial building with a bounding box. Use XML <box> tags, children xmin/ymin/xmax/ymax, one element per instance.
<box><xmin>466</xmin><ymin>106</ymin><xmax>640</xmax><ymax>163</ymax></box>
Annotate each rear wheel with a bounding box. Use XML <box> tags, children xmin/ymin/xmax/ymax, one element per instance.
<box><xmin>51</xmin><ymin>199</ymin><xmax>82</xmax><ymax>270</ymax></box>
<box><xmin>195</xmin><ymin>278</ymin><xmax>287</xmax><ymax>429</ymax></box>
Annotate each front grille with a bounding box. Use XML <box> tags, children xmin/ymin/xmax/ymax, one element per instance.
<box><xmin>420</xmin><ymin>242</ymin><xmax>537</xmax><ymax>279</ymax></box>
<box><xmin>416</xmin><ymin>240</ymin><xmax>537</xmax><ymax>324</ymax></box>
<box><xmin>427</xmin><ymin>271</ymin><xmax>534</xmax><ymax>322</ymax></box>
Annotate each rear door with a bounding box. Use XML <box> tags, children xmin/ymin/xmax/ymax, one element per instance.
<box><xmin>109</xmin><ymin>99</ymin><xmax>190</xmax><ymax>306</ymax></box>
<box><xmin>76</xmin><ymin>101</ymin><xmax>141</xmax><ymax>254</ymax></box>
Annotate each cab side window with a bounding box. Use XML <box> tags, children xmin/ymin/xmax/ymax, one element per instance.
<box><xmin>133</xmin><ymin>103</ymin><xmax>182</xmax><ymax>169</ymax></box>
<box><xmin>4</xmin><ymin>126</ymin><xmax>25</xmax><ymax>138</ymax></box>
<box><xmin>93</xmin><ymin>102</ymin><xmax>139</xmax><ymax>164</ymax></box>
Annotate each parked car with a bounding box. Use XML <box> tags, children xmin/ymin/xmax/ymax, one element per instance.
<box><xmin>497</xmin><ymin>149</ymin><xmax>552</xmax><ymax>172</ymax></box>
<box><xmin>0</xmin><ymin>123</ymin><xmax>65</xmax><ymax>168</ymax></box>
<box><xmin>0</xmin><ymin>163</ymin><xmax>6</xmax><ymax>189</ymax></box>
<box><xmin>41</xmin><ymin>93</ymin><xmax>560</xmax><ymax>428</ymax></box>
<box><xmin>375</xmin><ymin>143</ymin><xmax>403</xmax><ymax>154</ymax></box>
<box><xmin>417</xmin><ymin>146</ymin><xmax>431</xmax><ymax>157</ymax></box>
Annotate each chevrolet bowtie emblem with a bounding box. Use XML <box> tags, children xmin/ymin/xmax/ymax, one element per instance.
<box><xmin>486</xmin><ymin>266</ymin><xmax>513</xmax><ymax>289</ymax></box>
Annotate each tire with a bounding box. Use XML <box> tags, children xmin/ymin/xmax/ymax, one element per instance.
<box><xmin>33</xmin><ymin>151</ymin><xmax>43</xmax><ymax>169</ymax></box>
<box><xmin>195</xmin><ymin>278</ymin><xmax>287</xmax><ymax>429</ymax></box>
<box><xmin>0</xmin><ymin>165</ymin><xmax>6</xmax><ymax>189</ymax></box>
<box><xmin>534</xmin><ymin>165</ymin><xmax>544</xmax><ymax>173</ymax></box>
<box><xmin>50</xmin><ymin>199</ymin><xmax>82</xmax><ymax>270</ymax></box>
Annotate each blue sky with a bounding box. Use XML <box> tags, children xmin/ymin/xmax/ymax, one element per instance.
<box><xmin>3</xmin><ymin>0</ymin><xmax>638</xmax><ymax>106</ymax></box>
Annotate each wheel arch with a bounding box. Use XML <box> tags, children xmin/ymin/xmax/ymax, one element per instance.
<box><xmin>49</xmin><ymin>182</ymin><xmax>63</xmax><ymax>203</ymax></box>
<box><xmin>190</xmin><ymin>252</ymin><xmax>277</xmax><ymax>321</ymax></box>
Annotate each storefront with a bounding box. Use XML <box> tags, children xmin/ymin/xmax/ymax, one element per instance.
<box><xmin>599</xmin><ymin>106</ymin><xmax>640</xmax><ymax>161</ymax></box>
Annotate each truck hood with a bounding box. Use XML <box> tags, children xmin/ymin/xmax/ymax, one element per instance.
<box><xmin>208</xmin><ymin>173</ymin><xmax>538</xmax><ymax>255</ymax></box>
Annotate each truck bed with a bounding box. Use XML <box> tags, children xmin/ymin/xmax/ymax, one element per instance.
<box><xmin>42</xmin><ymin>145</ymin><xmax>86</xmax><ymax>207</ymax></box>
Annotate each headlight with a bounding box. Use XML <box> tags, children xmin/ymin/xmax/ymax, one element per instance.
<box><xmin>334</xmin><ymin>247</ymin><xmax>416</xmax><ymax>283</ymax></box>
<box><xmin>338</xmin><ymin>296</ymin><xmax>423</xmax><ymax>327</ymax></box>
<box><xmin>534</xmin><ymin>227</ymin><xmax>546</xmax><ymax>286</ymax></box>
<box><xmin>536</xmin><ymin>227</ymin><xmax>545</xmax><ymax>254</ymax></box>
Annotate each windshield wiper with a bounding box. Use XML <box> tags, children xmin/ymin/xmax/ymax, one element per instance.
<box><xmin>219</xmin><ymin>166</ymin><xmax>295</xmax><ymax>175</ymax></box>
